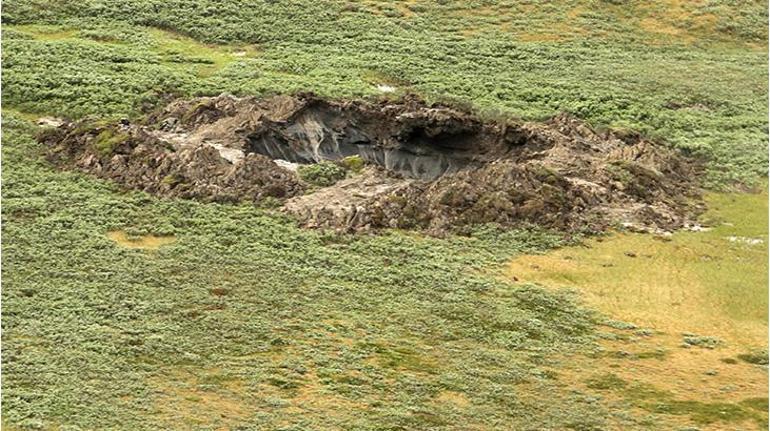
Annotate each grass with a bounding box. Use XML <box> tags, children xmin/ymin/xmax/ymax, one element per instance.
<box><xmin>146</xmin><ymin>27</ymin><xmax>260</xmax><ymax>78</ymax></box>
<box><xmin>2</xmin><ymin>113</ymin><xmax>610</xmax><ymax>429</ymax></box>
<box><xmin>600</xmin><ymin>379</ymin><xmax>767</xmax><ymax>428</ymax></box>
<box><xmin>507</xmin><ymin>188</ymin><xmax>769</xmax><ymax>347</ymax></box>
<box><xmin>4</xmin><ymin>24</ymin><xmax>78</xmax><ymax>41</ymax></box>
<box><xmin>585</xmin><ymin>373</ymin><xmax>628</xmax><ymax>390</ymax></box>
<box><xmin>585</xmin><ymin>375</ymin><xmax>765</xmax><ymax>426</ymax></box>
<box><xmin>506</xmin><ymin>185</ymin><xmax>768</xmax><ymax>429</ymax></box>
<box><xmin>106</xmin><ymin>230</ymin><xmax>177</xmax><ymax>250</ymax></box>
<box><xmin>1</xmin><ymin>0</ymin><xmax>767</xmax><ymax>187</ymax></box>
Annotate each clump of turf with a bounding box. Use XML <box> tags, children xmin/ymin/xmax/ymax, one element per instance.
<box><xmin>737</xmin><ymin>349</ymin><xmax>769</xmax><ymax>365</ymax></box>
<box><xmin>339</xmin><ymin>155</ymin><xmax>365</xmax><ymax>173</ymax></box>
<box><xmin>617</xmin><ymin>383</ymin><xmax>767</xmax><ymax>427</ymax></box>
<box><xmin>92</xmin><ymin>128</ymin><xmax>130</xmax><ymax>156</ymax></box>
<box><xmin>681</xmin><ymin>334</ymin><xmax>723</xmax><ymax>349</ymax></box>
<box><xmin>297</xmin><ymin>161</ymin><xmax>348</xmax><ymax>187</ymax></box>
<box><xmin>650</xmin><ymin>400</ymin><xmax>753</xmax><ymax>425</ymax></box>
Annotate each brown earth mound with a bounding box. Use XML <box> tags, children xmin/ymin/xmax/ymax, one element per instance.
<box><xmin>39</xmin><ymin>93</ymin><xmax>703</xmax><ymax>235</ymax></box>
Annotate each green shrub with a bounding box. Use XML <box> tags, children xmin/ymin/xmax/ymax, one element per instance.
<box><xmin>297</xmin><ymin>161</ymin><xmax>347</xmax><ymax>187</ymax></box>
<box><xmin>340</xmin><ymin>155</ymin><xmax>365</xmax><ymax>173</ymax></box>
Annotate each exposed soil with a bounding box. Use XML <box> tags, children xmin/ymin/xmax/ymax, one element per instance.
<box><xmin>40</xmin><ymin>93</ymin><xmax>703</xmax><ymax>235</ymax></box>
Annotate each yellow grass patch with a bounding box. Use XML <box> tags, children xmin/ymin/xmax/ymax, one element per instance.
<box><xmin>507</xmin><ymin>189</ymin><xmax>768</xmax><ymax>429</ymax></box>
<box><xmin>283</xmin><ymin>369</ymin><xmax>369</xmax><ymax>415</ymax></box>
<box><xmin>147</xmin><ymin>28</ymin><xmax>260</xmax><ymax>77</ymax></box>
<box><xmin>6</xmin><ymin>24</ymin><xmax>259</xmax><ymax>78</ymax></box>
<box><xmin>434</xmin><ymin>390</ymin><xmax>470</xmax><ymax>408</ymax></box>
<box><xmin>149</xmin><ymin>367</ymin><xmax>250</xmax><ymax>430</ymax></box>
<box><xmin>553</xmin><ymin>329</ymin><xmax>768</xmax><ymax>430</ymax></box>
<box><xmin>350</xmin><ymin>0</ymin><xmax>420</xmax><ymax>19</ymax></box>
<box><xmin>7</xmin><ymin>24</ymin><xmax>78</xmax><ymax>41</ymax></box>
<box><xmin>640</xmin><ymin>17</ymin><xmax>687</xmax><ymax>37</ymax></box>
<box><xmin>107</xmin><ymin>230</ymin><xmax>176</xmax><ymax>250</ymax></box>
<box><xmin>507</xmin><ymin>190</ymin><xmax>768</xmax><ymax>347</ymax></box>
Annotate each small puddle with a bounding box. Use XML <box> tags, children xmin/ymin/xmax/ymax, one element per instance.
<box><xmin>107</xmin><ymin>230</ymin><xmax>176</xmax><ymax>250</ymax></box>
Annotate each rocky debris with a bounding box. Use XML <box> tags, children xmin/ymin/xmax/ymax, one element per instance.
<box><xmin>726</xmin><ymin>236</ymin><xmax>764</xmax><ymax>245</ymax></box>
<box><xmin>376</xmin><ymin>84</ymin><xmax>397</xmax><ymax>93</ymax></box>
<box><xmin>39</xmin><ymin>93</ymin><xmax>704</xmax><ymax>235</ymax></box>
<box><xmin>37</xmin><ymin>117</ymin><xmax>64</xmax><ymax>128</ymax></box>
<box><xmin>41</xmin><ymin>116</ymin><xmax>303</xmax><ymax>203</ymax></box>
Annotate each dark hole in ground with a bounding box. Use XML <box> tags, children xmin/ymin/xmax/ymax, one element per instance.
<box><xmin>244</xmin><ymin>105</ymin><xmax>482</xmax><ymax>180</ymax></box>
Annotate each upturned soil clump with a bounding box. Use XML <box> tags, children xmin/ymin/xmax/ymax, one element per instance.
<box><xmin>40</xmin><ymin>93</ymin><xmax>703</xmax><ymax>235</ymax></box>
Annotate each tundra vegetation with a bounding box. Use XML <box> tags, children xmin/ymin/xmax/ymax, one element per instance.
<box><xmin>1</xmin><ymin>1</ymin><xmax>768</xmax><ymax>430</ymax></box>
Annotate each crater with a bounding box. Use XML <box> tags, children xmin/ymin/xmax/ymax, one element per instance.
<box><xmin>241</xmin><ymin>98</ymin><xmax>484</xmax><ymax>180</ymax></box>
<box><xmin>41</xmin><ymin>93</ymin><xmax>703</xmax><ymax>235</ymax></box>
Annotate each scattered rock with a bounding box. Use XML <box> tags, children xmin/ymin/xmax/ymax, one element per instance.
<box><xmin>686</xmin><ymin>224</ymin><xmax>710</xmax><ymax>232</ymax></box>
<box><xmin>37</xmin><ymin>117</ymin><xmax>64</xmax><ymax>128</ymax></box>
<box><xmin>726</xmin><ymin>236</ymin><xmax>764</xmax><ymax>245</ymax></box>
<box><xmin>682</xmin><ymin>334</ymin><xmax>723</xmax><ymax>349</ymax></box>
<box><xmin>376</xmin><ymin>84</ymin><xmax>396</xmax><ymax>93</ymax></box>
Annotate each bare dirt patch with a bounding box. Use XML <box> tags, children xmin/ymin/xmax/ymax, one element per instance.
<box><xmin>41</xmin><ymin>93</ymin><xmax>703</xmax><ymax>235</ymax></box>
